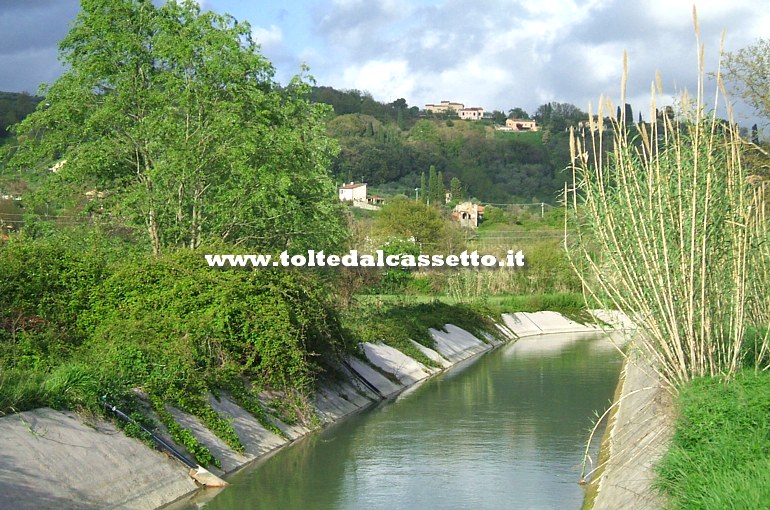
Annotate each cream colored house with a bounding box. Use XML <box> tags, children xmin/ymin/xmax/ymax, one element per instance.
<box><xmin>458</xmin><ymin>107</ymin><xmax>485</xmax><ymax>121</ymax></box>
<box><xmin>505</xmin><ymin>118</ymin><xmax>538</xmax><ymax>131</ymax></box>
<box><xmin>338</xmin><ymin>182</ymin><xmax>367</xmax><ymax>203</ymax></box>
<box><xmin>425</xmin><ymin>100</ymin><xmax>465</xmax><ymax>114</ymax></box>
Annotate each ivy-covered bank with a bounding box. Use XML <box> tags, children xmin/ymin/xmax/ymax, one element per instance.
<box><xmin>0</xmin><ymin>230</ymin><xmax>512</xmax><ymax>470</ymax></box>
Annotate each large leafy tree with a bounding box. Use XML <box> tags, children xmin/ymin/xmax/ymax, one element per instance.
<box><xmin>723</xmin><ymin>38</ymin><xmax>770</xmax><ymax>126</ymax></box>
<box><xmin>8</xmin><ymin>0</ymin><xmax>345</xmax><ymax>255</ymax></box>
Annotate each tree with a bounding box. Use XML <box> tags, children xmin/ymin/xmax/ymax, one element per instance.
<box><xmin>508</xmin><ymin>107</ymin><xmax>530</xmax><ymax>120</ymax></box>
<box><xmin>489</xmin><ymin>110</ymin><xmax>507</xmax><ymax>124</ymax></box>
<box><xmin>419</xmin><ymin>171</ymin><xmax>427</xmax><ymax>203</ymax></box>
<box><xmin>450</xmin><ymin>176</ymin><xmax>463</xmax><ymax>202</ymax></box>
<box><xmin>534</xmin><ymin>102</ymin><xmax>585</xmax><ymax>131</ymax></box>
<box><xmin>373</xmin><ymin>196</ymin><xmax>464</xmax><ymax>253</ymax></box>
<box><xmin>722</xmin><ymin>38</ymin><xmax>770</xmax><ymax>125</ymax></box>
<box><xmin>7</xmin><ymin>0</ymin><xmax>345</xmax><ymax>255</ymax></box>
<box><xmin>428</xmin><ymin>165</ymin><xmax>443</xmax><ymax>206</ymax></box>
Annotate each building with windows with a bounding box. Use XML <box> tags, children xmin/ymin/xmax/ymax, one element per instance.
<box><xmin>504</xmin><ymin>118</ymin><xmax>539</xmax><ymax>131</ymax></box>
<box><xmin>458</xmin><ymin>107</ymin><xmax>485</xmax><ymax>121</ymax></box>
<box><xmin>452</xmin><ymin>202</ymin><xmax>485</xmax><ymax>228</ymax></box>
<box><xmin>425</xmin><ymin>100</ymin><xmax>465</xmax><ymax>114</ymax></box>
<box><xmin>338</xmin><ymin>182</ymin><xmax>367</xmax><ymax>203</ymax></box>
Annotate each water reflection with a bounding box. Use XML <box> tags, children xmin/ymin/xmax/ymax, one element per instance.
<box><xmin>195</xmin><ymin>333</ymin><xmax>622</xmax><ymax>510</ymax></box>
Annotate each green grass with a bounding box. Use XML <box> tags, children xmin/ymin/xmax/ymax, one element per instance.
<box><xmin>655</xmin><ymin>370</ymin><xmax>770</xmax><ymax>509</ymax></box>
<box><xmin>353</xmin><ymin>292</ymin><xmax>585</xmax><ymax>315</ymax></box>
<box><xmin>493</xmin><ymin>129</ymin><xmax>544</xmax><ymax>146</ymax></box>
<box><xmin>340</xmin><ymin>298</ymin><xmax>505</xmax><ymax>367</ymax></box>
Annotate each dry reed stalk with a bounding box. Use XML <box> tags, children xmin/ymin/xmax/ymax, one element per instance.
<box><xmin>566</xmin><ymin>8</ymin><xmax>770</xmax><ymax>388</ymax></box>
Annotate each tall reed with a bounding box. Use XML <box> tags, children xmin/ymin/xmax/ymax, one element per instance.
<box><xmin>567</xmin><ymin>9</ymin><xmax>770</xmax><ymax>387</ymax></box>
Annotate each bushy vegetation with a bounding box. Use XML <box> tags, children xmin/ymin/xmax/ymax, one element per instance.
<box><xmin>568</xmin><ymin>20</ymin><xmax>770</xmax><ymax>509</ymax></box>
<box><xmin>0</xmin><ymin>91</ymin><xmax>41</xmax><ymax>141</ymax></box>
<box><xmin>0</xmin><ymin>231</ymin><xmax>348</xmax><ymax>465</ymax></box>
<box><xmin>4</xmin><ymin>0</ymin><xmax>346</xmax><ymax>256</ymax></box>
<box><xmin>327</xmin><ymin>113</ymin><xmax>573</xmax><ymax>203</ymax></box>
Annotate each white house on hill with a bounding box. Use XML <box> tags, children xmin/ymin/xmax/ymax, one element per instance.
<box><xmin>338</xmin><ymin>182</ymin><xmax>367</xmax><ymax>203</ymax></box>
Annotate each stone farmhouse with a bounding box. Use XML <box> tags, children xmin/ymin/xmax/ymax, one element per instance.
<box><xmin>452</xmin><ymin>201</ymin><xmax>485</xmax><ymax>228</ymax></box>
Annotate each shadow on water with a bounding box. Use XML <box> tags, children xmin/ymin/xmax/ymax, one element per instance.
<box><xmin>191</xmin><ymin>332</ymin><xmax>622</xmax><ymax>510</ymax></box>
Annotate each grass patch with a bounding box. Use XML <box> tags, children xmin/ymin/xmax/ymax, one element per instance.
<box><xmin>655</xmin><ymin>370</ymin><xmax>770</xmax><ymax>509</ymax></box>
<box><xmin>488</xmin><ymin>292</ymin><xmax>590</xmax><ymax>322</ymax></box>
<box><xmin>341</xmin><ymin>298</ymin><xmax>504</xmax><ymax>366</ymax></box>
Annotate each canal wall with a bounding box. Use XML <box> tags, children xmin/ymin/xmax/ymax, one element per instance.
<box><xmin>586</xmin><ymin>346</ymin><xmax>674</xmax><ymax>510</ymax></box>
<box><xmin>0</xmin><ymin>311</ymin><xmax>609</xmax><ymax>510</ymax></box>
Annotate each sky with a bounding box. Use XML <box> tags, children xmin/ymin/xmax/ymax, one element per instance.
<box><xmin>0</xmin><ymin>0</ymin><xmax>768</xmax><ymax>127</ymax></box>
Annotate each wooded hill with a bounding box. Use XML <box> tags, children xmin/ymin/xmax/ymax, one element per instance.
<box><xmin>310</xmin><ymin>86</ymin><xmax>586</xmax><ymax>204</ymax></box>
<box><xmin>0</xmin><ymin>91</ymin><xmax>42</xmax><ymax>140</ymax></box>
<box><xmin>1</xmin><ymin>84</ymin><xmax>589</xmax><ymax>204</ymax></box>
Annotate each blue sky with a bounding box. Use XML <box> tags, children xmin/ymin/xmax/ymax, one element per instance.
<box><xmin>1</xmin><ymin>0</ymin><xmax>768</xmax><ymax>126</ymax></box>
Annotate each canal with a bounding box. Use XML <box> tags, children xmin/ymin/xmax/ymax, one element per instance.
<box><xmin>191</xmin><ymin>332</ymin><xmax>623</xmax><ymax>510</ymax></box>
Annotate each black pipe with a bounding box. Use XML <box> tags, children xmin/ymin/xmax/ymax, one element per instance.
<box><xmin>101</xmin><ymin>396</ymin><xmax>198</xmax><ymax>470</ymax></box>
<box><xmin>340</xmin><ymin>359</ymin><xmax>385</xmax><ymax>399</ymax></box>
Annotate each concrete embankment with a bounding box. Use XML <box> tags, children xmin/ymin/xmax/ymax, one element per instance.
<box><xmin>587</xmin><ymin>346</ymin><xmax>674</xmax><ymax>510</ymax></box>
<box><xmin>0</xmin><ymin>311</ymin><xmax>608</xmax><ymax>510</ymax></box>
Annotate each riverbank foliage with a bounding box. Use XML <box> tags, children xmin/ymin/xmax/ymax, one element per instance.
<box><xmin>340</xmin><ymin>299</ymin><xmax>504</xmax><ymax>368</ymax></box>
<box><xmin>0</xmin><ymin>231</ymin><xmax>349</xmax><ymax>465</ymax></box>
<box><xmin>656</xmin><ymin>370</ymin><xmax>770</xmax><ymax>509</ymax></box>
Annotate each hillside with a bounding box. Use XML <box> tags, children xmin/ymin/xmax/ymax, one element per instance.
<box><xmin>311</xmin><ymin>86</ymin><xmax>585</xmax><ymax>204</ymax></box>
<box><xmin>0</xmin><ymin>91</ymin><xmax>42</xmax><ymax>140</ymax></box>
<box><xmin>1</xmin><ymin>84</ymin><xmax>583</xmax><ymax>204</ymax></box>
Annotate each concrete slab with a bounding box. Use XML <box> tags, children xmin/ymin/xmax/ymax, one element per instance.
<box><xmin>590</xmin><ymin>309</ymin><xmax>639</xmax><ymax>331</ymax></box>
<box><xmin>345</xmin><ymin>356</ymin><xmax>403</xmax><ymax>398</ymax></box>
<box><xmin>502</xmin><ymin>312</ymin><xmax>543</xmax><ymax>337</ymax></box>
<box><xmin>313</xmin><ymin>381</ymin><xmax>373</xmax><ymax>423</ymax></box>
<box><xmin>360</xmin><ymin>342</ymin><xmax>437</xmax><ymax>385</ymax></box>
<box><xmin>494</xmin><ymin>321</ymin><xmax>517</xmax><ymax>340</ymax></box>
<box><xmin>0</xmin><ymin>408</ymin><xmax>197</xmax><ymax>510</ymax></box>
<box><xmin>482</xmin><ymin>331</ymin><xmax>503</xmax><ymax>346</ymax></box>
<box><xmin>409</xmin><ymin>339</ymin><xmax>452</xmax><ymax>368</ymax></box>
<box><xmin>429</xmin><ymin>324</ymin><xmax>491</xmax><ymax>363</ymax></box>
<box><xmin>206</xmin><ymin>395</ymin><xmax>287</xmax><ymax>458</ymax></box>
<box><xmin>504</xmin><ymin>311</ymin><xmax>600</xmax><ymax>337</ymax></box>
<box><xmin>165</xmin><ymin>406</ymin><xmax>251</xmax><ymax>475</ymax></box>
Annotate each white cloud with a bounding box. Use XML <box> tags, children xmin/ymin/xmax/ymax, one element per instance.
<box><xmin>339</xmin><ymin>59</ymin><xmax>416</xmax><ymax>102</ymax></box>
<box><xmin>252</xmin><ymin>25</ymin><xmax>283</xmax><ymax>50</ymax></box>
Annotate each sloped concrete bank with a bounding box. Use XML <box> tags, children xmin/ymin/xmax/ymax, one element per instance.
<box><xmin>0</xmin><ymin>311</ymin><xmax>610</xmax><ymax>510</ymax></box>
<box><xmin>586</xmin><ymin>345</ymin><xmax>674</xmax><ymax>510</ymax></box>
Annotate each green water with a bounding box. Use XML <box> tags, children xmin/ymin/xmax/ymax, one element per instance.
<box><xmin>195</xmin><ymin>333</ymin><xmax>622</xmax><ymax>510</ymax></box>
